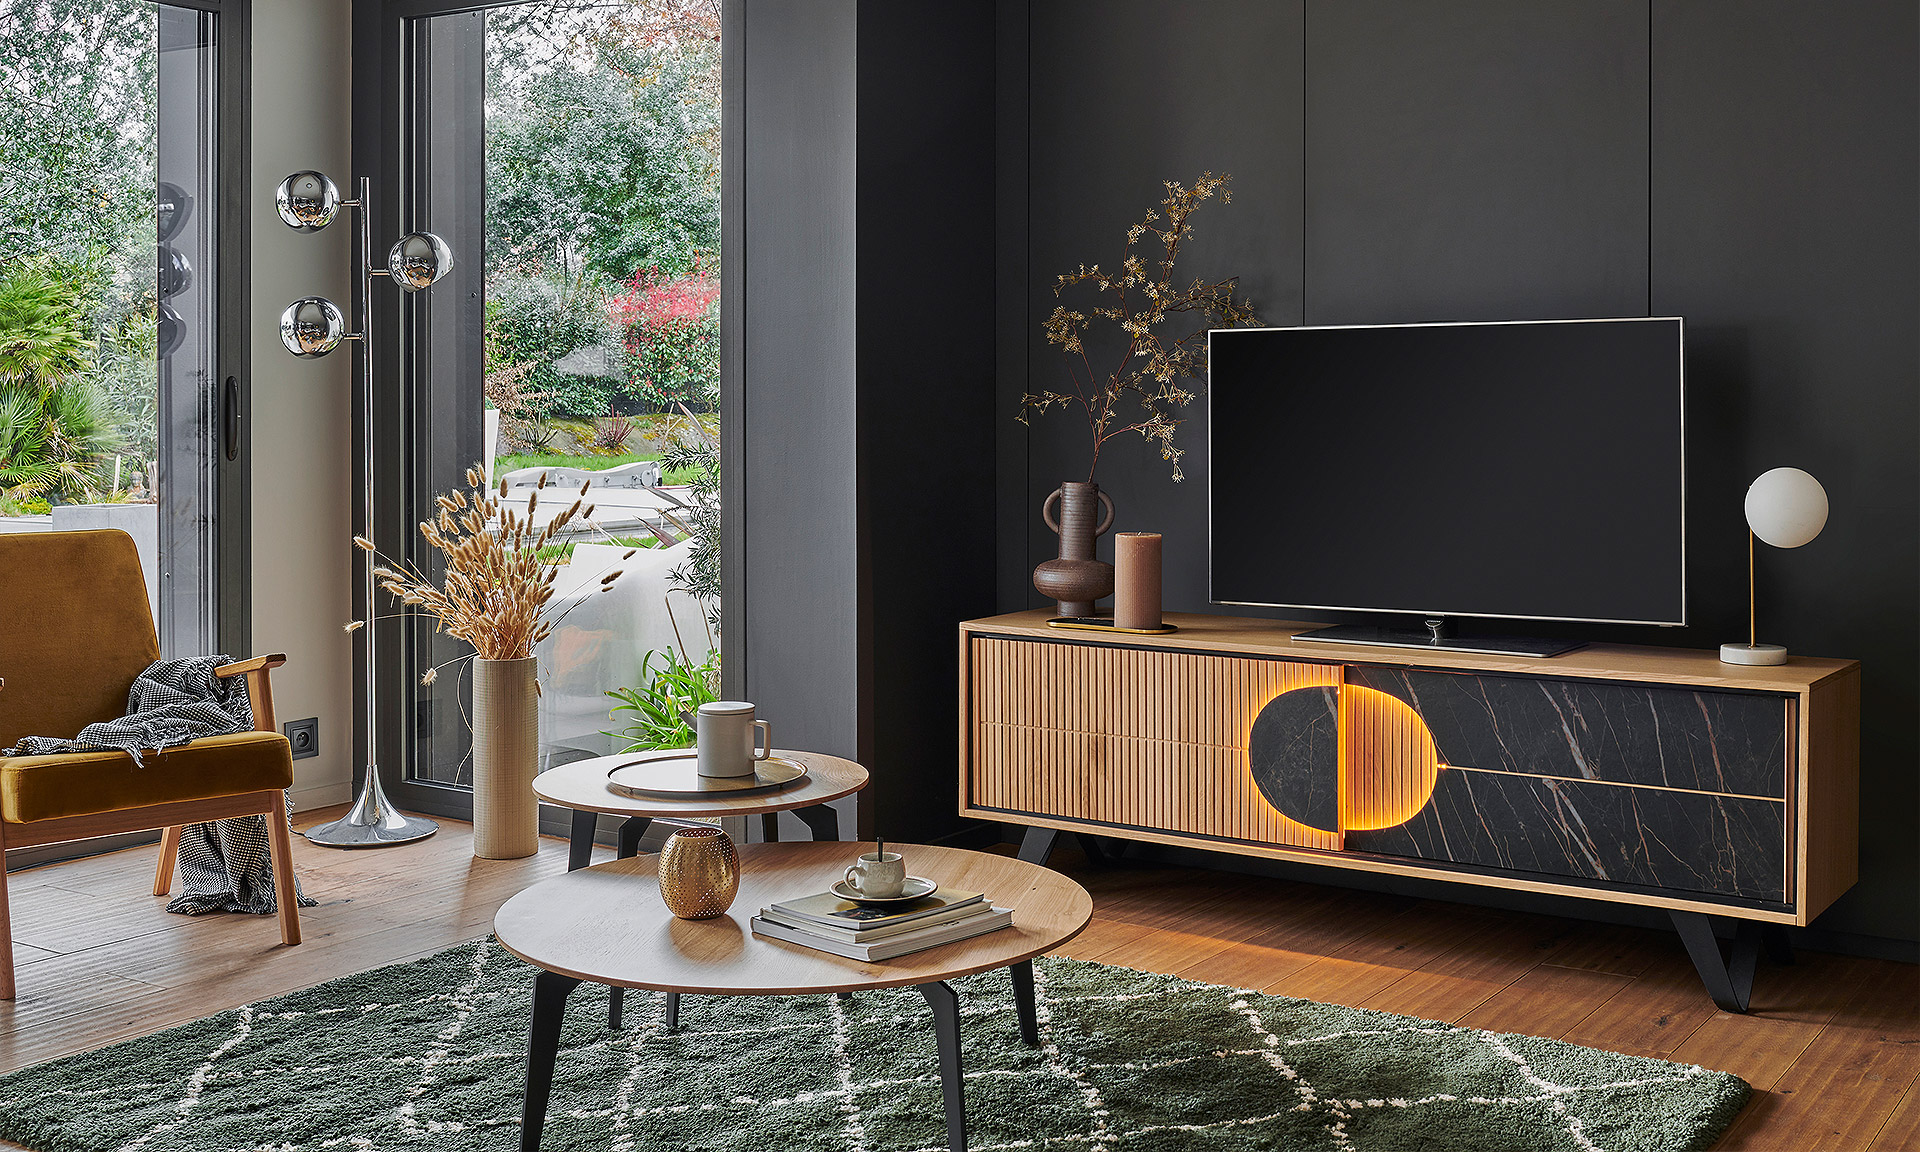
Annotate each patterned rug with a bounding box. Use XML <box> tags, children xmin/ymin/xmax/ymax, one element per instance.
<box><xmin>0</xmin><ymin>940</ymin><xmax>1746</xmax><ymax>1152</ymax></box>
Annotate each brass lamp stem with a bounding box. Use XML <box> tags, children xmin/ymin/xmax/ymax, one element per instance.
<box><xmin>1748</xmin><ymin>530</ymin><xmax>1757</xmax><ymax>649</ymax></box>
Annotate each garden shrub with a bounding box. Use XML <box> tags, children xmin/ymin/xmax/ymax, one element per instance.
<box><xmin>485</xmin><ymin>271</ymin><xmax>630</xmax><ymax>418</ymax></box>
<box><xmin>611</xmin><ymin>268</ymin><xmax>718</xmax><ymax>414</ymax></box>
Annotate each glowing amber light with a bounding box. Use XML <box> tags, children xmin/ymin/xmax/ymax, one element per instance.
<box><xmin>1337</xmin><ymin>684</ymin><xmax>1444</xmax><ymax>831</ymax></box>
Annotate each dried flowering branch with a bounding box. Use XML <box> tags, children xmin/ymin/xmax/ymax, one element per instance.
<box><xmin>349</xmin><ymin>464</ymin><xmax>633</xmax><ymax>682</ymax></box>
<box><xmin>1021</xmin><ymin>172</ymin><xmax>1260</xmax><ymax>482</ymax></box>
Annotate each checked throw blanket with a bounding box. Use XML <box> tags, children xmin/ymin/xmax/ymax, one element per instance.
<box><xmin>2</xmin><ymin>656</ymin><xmax>315</xmax><ymax>917</ymax></box>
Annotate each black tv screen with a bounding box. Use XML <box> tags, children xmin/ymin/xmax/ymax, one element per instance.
<box><xmin>1208</xmin><ymin>318</ymin><xmax>1685</xmax><ymax>626</ymax></box>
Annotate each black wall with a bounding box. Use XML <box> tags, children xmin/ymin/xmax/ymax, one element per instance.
<box><xmin>997</xmin><ymin>1</ymin><xmax>1919</xmax><ymax>949</ymax></box>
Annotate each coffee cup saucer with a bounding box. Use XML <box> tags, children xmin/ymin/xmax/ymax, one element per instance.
<box><xmin>831</xmin><ymin>876</ymin><xmax>937</xmax><ymax>906</ymax></box>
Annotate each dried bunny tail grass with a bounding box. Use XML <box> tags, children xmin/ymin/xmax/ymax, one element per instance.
<box><xmin>361</xmin><ymin>462</ymin><xmax>630</xmax><ymax>663</ymax></box>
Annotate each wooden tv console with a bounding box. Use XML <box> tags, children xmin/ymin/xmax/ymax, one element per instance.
<box><xmin>958</xmin><ymin>610</ymin><xmax>1860</xmax><ymax>1011</ymax></box>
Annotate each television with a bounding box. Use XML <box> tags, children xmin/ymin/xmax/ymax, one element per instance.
<box><xmin>1207</xmin><ymin>317</ymin><xmax>1685</xmax><ymax>656</ymax></box>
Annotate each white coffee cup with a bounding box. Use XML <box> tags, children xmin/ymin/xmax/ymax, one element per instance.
<box><xmin>695</xmin><ymin>701</ymin><xmax>772</xmax><ymax>778</ymax></box>
<box><xmin>843</xmin><ymin>851</ymin><xmax>906</xmax><ymax>899</ymax></box>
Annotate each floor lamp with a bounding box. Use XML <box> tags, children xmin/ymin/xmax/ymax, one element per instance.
<box><xmin>275</xmin><ymin>170</ymin><xmax>446</xmax><ymax>847</ymax></box>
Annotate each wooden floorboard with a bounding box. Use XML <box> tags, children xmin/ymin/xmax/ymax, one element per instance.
<box><xmin>0</xmin><ymin>813</ymin><xmax>1910</xmax><ymax>1152</ymax></box>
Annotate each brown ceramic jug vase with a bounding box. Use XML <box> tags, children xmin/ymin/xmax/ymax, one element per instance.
<box><xmin>1033</xmin><ymin>481</ymin><xmax>1115</xmax><ymax>617</ymax></box>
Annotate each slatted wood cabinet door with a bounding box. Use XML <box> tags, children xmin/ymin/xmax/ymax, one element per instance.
<box><xmin>966</xmin><ymin>635</ymin><xmax>1344</xmax><ymax>851</ymax></box>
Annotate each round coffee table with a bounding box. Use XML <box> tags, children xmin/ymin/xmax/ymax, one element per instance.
<box><xmin>495</xmin><ymin>841</ymin><xmax>1093</xmax><ymax>1152</ymax></box>
<box><xmin>535</xmin><ymin>748</ymin><xmax>869</xmax><ymax>868</ymax></box>
<box><xmin>534</xmin><ymin>749</ymin><xmax>870</xmax><ymax>1027</ymax></box>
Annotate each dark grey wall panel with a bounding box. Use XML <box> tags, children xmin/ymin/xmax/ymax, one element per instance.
<box><xmin>1015</xmin><ymin>0</ymin><xmax>1306</xmax><ymax>618</ymax></box>
<box><xmin>1304</xmin><ymin>0</ymin><xmax>1649</xmax><ymax>325</ymax></box>
<box><xmin>1650</xmin><ymin>0</ymin><xmax>1919</xmax><ymax>942</ymax></box>
<box><xmin>856</xmin><ymin>0</ymin><xmax>997</xmax><ymax>843</ymax></box>
<box><xmin>734</xmin><ymin>0</ymin><xmax>860</xmax><ymax>759</ymax></box>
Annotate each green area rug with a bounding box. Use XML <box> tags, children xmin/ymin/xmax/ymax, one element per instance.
<box><xmin>0</xmin><ymin>939</ymin><xmax>1746</xmax><ymax>1152</ymax></box>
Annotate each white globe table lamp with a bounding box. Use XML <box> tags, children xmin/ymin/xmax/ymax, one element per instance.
<box><xmin>1721</xmin><ymin>467</ymin><xmax>1828</xmax><ymax>666</ymax></box>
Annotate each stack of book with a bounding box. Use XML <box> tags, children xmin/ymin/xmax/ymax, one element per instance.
<box><xmin>750</xmin><ymin>886</ymin><xmax>1012</xmax><ymax>961</ymax></box>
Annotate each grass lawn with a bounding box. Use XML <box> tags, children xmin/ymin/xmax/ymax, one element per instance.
<box><xmin>494</xmin><ymin>451</ymin><xmax>701</xmax><ymax>485</ymax></box>
<box><xmin>534</xmin><ymin>534</ymin><xmax>663</xmax><ymax>564</ymax></box>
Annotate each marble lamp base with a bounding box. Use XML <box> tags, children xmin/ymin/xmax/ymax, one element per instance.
<box><xmin>1720</xmin><ymin>642</ymin><xmax>1788</xmax><ymax>666</ymax></box>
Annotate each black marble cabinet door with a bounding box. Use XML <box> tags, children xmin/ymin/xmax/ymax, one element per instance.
<box><xmin>1348</xmin><ymin>667</ymin><xmax>1790</xmax><ymax>798</ymax></box>
<box><xmin>1348</xmin><ymin>768</ymin><xmax>1788</xmax><ymax>903</ymax></box>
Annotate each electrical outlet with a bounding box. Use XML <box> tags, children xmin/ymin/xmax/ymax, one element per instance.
<box><xmin>285</xmin><ymin>717</ymin><xmax>320</xmax><ymax>760</ymax></box>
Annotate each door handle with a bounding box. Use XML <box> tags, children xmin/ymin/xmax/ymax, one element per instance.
<box><xmin>222</xmin><ymin>375</ymin><xmax>239</xmax><ymax>461</ymax></box>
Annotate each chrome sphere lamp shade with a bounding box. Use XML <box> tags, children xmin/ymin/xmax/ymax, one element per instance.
<box><xmin>1720</xmin><ymin>467</ymin><xmax>1828</xmax><ymax>666</ymax></box>
<box><xmin>277</xmin><ymin>172</ymin><xmax>447</xmax><ymax>848</ymax></box>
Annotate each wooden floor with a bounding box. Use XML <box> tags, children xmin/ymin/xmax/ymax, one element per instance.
<box><xmin>0</xmin><ymin>808</ymin><xmax>1913</xmax><ymax>1150</ymax></box>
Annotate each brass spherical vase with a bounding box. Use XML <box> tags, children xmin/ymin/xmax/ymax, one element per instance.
<box><xmin>658</xmin><ymin>826</ymin><xmax>740</xmax><ymax>919</ymax></box>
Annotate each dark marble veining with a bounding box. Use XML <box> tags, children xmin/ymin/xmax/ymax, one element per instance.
<box><xmin>1248</xmin><ymin>686</ymin><xmax>1340</xmax><ymax>833</ymax></box>
<box><xmin>1348</xmin><ymin>667</ymin><xmax>1789</xmax><ymax>798</ymax></box>
<box><xmin>1348</xmin><ymin>768</ymin><xmax>1787</xmax><ymax>902</ymax></box>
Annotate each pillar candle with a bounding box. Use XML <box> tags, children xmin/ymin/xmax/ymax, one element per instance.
<box><xmin>1114</xmin><ymin>532</ymin><xmax>1163</xmax><ymax>630</ymax></box>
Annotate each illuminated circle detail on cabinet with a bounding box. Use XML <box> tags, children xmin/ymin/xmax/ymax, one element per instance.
<box><xmin>1247</xmin><ymin>684</ymin><xmax>1444</xmax><ymax>835</ymax></box>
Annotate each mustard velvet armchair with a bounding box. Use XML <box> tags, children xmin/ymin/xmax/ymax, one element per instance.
<box><xmin>0</xmin><ymin>530</ymin><xmax>302</xmax><ymax>999</ymax></box>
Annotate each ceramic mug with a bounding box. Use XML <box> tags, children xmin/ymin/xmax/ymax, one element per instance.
<box><xmin>843</xmin><ymin>851</ymin><xmax>906</xmax><ymax>899</ymax></box>
<box><xmin>696</xmin><ymin>701</ymin><xmax>773</xmax><ymax>778</ymax></box>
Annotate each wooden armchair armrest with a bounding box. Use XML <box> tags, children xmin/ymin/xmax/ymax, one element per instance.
<box><xmin>215</xmin><ymin>654</ymin><xmax>288</xmax><ymax>732</ymax></box>
<box><xmin>215</xmin><ymin>654</ymin><xmax>287</xmax><ymax>679</ymax></box>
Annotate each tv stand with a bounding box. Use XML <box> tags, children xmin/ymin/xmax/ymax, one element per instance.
<box><xmin>959</xmin><ymin>610</ymin><xmax>1860</xmax><ymax>1011</ymax></box>
<box><xmin>1290</xmin><ymin>620</ymin><xmax>1586</xmax><ymax>658</ymax></box>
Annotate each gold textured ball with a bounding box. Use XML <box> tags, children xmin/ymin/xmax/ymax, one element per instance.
<box><xmin>658</xmin><ymin>826</ymin><xmax>740</xmax><ymax>919</ymax></box>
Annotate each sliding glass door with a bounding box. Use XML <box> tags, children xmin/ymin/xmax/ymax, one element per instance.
<box><xmin>365</xmin><ymin>0</ymin><xmax>721</xmax><ymax>820</ymax></box>
<box><xmin>0</xmin><ymin>0</ymin><xmax>248</xmax><ymax>659</ymax></box>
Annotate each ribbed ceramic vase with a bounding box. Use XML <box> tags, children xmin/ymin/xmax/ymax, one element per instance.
<box><xmin>472</xmin><ymin>656</ymin><xmax>539</xmax><ymax>860</ymax></box>
<box><xmin>1033</xmin><ymin>480</ymin><xmax>1116</xmax><ymax>616</ymax></box>
<box><xmin>658</xmin><ymin>826</ymin><xmax>740</xmax><ymax>919</ymax></box>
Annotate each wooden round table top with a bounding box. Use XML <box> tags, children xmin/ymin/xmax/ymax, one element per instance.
<box><xmin>531</xmin><ymin>749</ymin><xmax>868</xmax><ymax>819</ymax></box>
<box><xmin>493</xmin><ymin>842</ymin><xmax>1093</xmax><ymax>995</ymax></box>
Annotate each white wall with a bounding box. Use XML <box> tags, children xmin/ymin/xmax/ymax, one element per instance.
<box><xmin>250</xmin><ymin>0</ymin><xmax>355</xmax><ymax>810</ymax></box>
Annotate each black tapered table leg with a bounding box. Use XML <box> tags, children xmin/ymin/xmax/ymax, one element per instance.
<box><xmin>793</xmin><ymin>803</ymin><xmax>841</xmax><ymax>841</ymax></box>
<box><xmin>1672</xmin><ymin>910</ymin><xmax>1761</xmax><ymax>1013</ymax></box>
<box><xmin>664</xmin><ymin>991</ymin><xmax>681</xmax><ymax>1031</ymax></box>
<box><xmin>520</xmin><ymin>970</ymin><xmax>582</xmax><ymax>1152</ymax></box>
<box><xmin>917</xmin><ymin>980</ymin><xmax>967</xmax><ymax>1152</ymax></box>
<box><xmin>566</xmin><ymin>809</ymin><xmax>598</xmax><ymax>872</ymax></box>
<box><xmin>1010</xmin><ymin>959</ymin><xmax>1039</xmax><ymax>1045</ymax></box>
<box><xmin>762</xmin><ymin>811</ymin><xmax>781</xmax><ymax>842</ymax></box>
<box><xmin>616</xmin><ymin>816</ymin><xmax>650</xmax><ymax>858</ymax></box>
<box><xmin>1016</xmin><ymin>826</ymin><xmax>1059</xmax><ymax>865</ymax></box>
<box><xmin>607</xmin><ymin>817</ymin><xmax>651</xmax><ymax>1028</ymax></box>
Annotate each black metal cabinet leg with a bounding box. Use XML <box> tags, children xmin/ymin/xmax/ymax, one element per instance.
<box><xmin>566</xmin><ymin>809</ymin><xmax>598</xmax><ymax>871</ymax></box>
<box><xmin>917</xmin><ymin>981</ymin><xmax>967</xmax><ymax>1152</ymax></box>
<box><xmin>606</xmin><ymin>817</ymin><xmax>651</xmax><ymax>1028</ymax></box>
<box><xmin>1011</xmin><ymin>960</ymin><xmax>1039</xmax><ymax>1045</ymax></box>
<box><xmin>794</xmin><ymin>803</ymin><xmax>841</xmax><ymax>841</ymax></box>
<box><xmin>1016</xmin><ymin>826</ymin><xmax>1059</xmax><ymax>865</ymax></box>
<box><xmin>520</xmin><ymin>970</ymin><xmax>582</xmax><ymax>1152</ymax></box>
<box><xmin>1762</xmin><ymin>924</ymin><xmax>1795</xmax><ymax>966</ymax></box>
<box><xmin>1671</xmin><ymin>911</ymin><xmax>1761</xmax><ymax>1013</ymax></box>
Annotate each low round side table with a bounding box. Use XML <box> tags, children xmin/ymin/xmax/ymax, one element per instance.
<box><xmin>532</xmin><ymin>749</ymin><xmax>869</xmax><ymax>1026</ymax></box>
<box><xmin>495</xmin><ymin>841</ymin><xmax>1093</xmax><ymax>1152</ymax></box>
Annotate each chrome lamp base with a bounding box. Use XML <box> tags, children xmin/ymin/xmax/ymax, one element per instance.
<box><xmin>303</xmin><ymin>764</ymin><xmax>439</xmax><ymax>848</ymax></box>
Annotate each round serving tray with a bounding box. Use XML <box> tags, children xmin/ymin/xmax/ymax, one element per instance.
<box><xmin>606</xmin><ymin>752</ymin><xmax>810</xmax><ymax>799</ymax></box>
